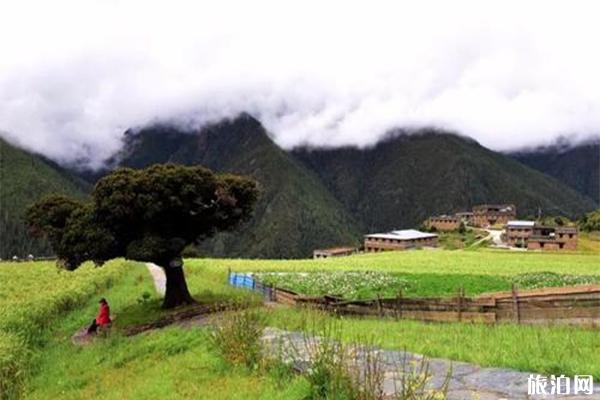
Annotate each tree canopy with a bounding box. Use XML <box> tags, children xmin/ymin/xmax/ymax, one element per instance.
<box><xmin>26</xmin><ymin>164</ymin><xmax>259</xmax><ymax>307</ymax></box>
<box><xmin>579</xmin><ymin>209</ymin><xmax>600</xmax><ymax>232</ymax></box>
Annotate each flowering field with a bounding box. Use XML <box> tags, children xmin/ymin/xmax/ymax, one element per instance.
<box><xmin>255</xmin><ymin>270</ymin><xmax>600</xmax><ymax>300</ymax></box>
<box><xmin>257</xmin><ymin>271</ymin><xmax>408</xmax><ymax>299</ymax></box>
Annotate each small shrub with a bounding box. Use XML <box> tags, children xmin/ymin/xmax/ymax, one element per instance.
<box><xmin>346</xmin><ymin>340</ymin><xmax>385</xmax><ymax>400</ymax></box>
<box><xmin>208</xmin><ymin>308</ymin><xmax>266</xmax><ymax>370</ymax></box>
<box><xmin>301</xmin><ymin>325</ymin><xmax>353</xmax><ymax>400</ymax></box>
<box><xmin>181</xmin><ymin>244</ymin><xmax>202</xmax><ymax>258</ymax></box>
<box><xmin>392</xmin><ymin>354</ymin><xmax>450</xmax><ymax>400</ymax></box>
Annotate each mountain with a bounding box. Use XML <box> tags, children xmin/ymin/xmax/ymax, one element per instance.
<box><xmin>4</xmin><ymin>115</ymin><xmax>594</xmax><ymax>260</ymax></box>
<box><xmin>292</xmin><ymin>130</ymin><xmax>596</xmax><ymax>231</ymax></box>
<box><xmin>509</xmin><ymin>139</ymin><xmax>600</xmax><ymax>204</ymax></box>
<box><xmin>0</xmin><ymin>138</ymin><xmax>89</xmax><ymax>259</ymax></box>
<box><xmin>114</xmin><ymin>114</ymin><xmax>362</xmax><ymax>258</ymax></box>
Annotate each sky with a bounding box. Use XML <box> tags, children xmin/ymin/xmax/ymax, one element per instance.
<box><xmin>1</xmin><ymin>0</ymin><xmax>600</xmax><ymax>167</ymax></box>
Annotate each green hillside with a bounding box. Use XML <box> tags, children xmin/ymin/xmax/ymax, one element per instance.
<box><xmin>293</xmin><ymin>131</ymin><xmax>596</xmax><ymax>231</ymax></box>
<box><xmin>116</xmin><ymin>114</ymin><xmax>361</xmax><ymax>258</ymax></box>
<box><xmin>0</xmin><ymin>138</ymin><xmax>89</xmax><ymax>258</ymax></box>
<box><xmin>510</xmin><ymin>139</ymin><xmax>600</xmax><ymax>204</ymax></box>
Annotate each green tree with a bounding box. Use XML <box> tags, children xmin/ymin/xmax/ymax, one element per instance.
<box><xmin>579</xmin><ymin>209</ymin><xmax>600</xmax><ymax>232</ymax></box>
<box><xmin>26</xmin><ymin>164</ymin><xmax>258</xmax><ymax>308</ymax></box>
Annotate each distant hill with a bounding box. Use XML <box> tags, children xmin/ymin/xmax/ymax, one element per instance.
<box><xmin>0</xmin><ymin>138</ymin><xmax>89</xmax><ymax>259</ymax></box>
<box><xmin>509</xmin><ymin>139</ymin><xmax>600</xmax><ymax>204</ymax></box>
<box><xmin>3</xmin><ymin>116</ymin><xmax>596</xmax><ymax>260</ymax></box>
<box><xmin>292</xmin><ymin>130</ymin><xmax>596</xmax><ymax>231</ymax></box>
<box><xmin>113</xmin><ymin>114</ymin><xmax>361</xmax><ymax>258</ymax></box>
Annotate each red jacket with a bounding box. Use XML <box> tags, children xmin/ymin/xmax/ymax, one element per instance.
<box><xmin>96</xmin><ymin>303</ymin><xmax>111</xmax><ymax>325</ymax></box>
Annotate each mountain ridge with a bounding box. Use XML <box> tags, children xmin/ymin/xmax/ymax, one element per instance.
<box><xmin>509</xmin><ymin>138</ymin><xmax>600</xmax><ymax>204</ymax></box>
<box><xmin>1</xmin><ymin>115</ymin><xmax>596</xmax><ymax>259</ymax></box>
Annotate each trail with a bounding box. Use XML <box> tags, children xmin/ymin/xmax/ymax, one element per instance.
<box><xmin>146</xmin><ymin>262</ymin><xmax>166</xmax><ymax>295</ymax></box>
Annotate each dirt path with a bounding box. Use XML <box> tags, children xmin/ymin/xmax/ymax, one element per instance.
<box><xmin>146</xmin><ymin>262</ymin><xmax>166</xmax><ymax>295</ymax></box>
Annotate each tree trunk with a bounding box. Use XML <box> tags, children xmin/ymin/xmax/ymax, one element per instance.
<box><xmin>162</xmin><ymin>261</ymin><xmax>196</xmax><ymax>309</ymax></box>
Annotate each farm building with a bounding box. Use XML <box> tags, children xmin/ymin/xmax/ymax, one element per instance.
<box><xmin>527</xmin><ymin>225</ymin><xmax>578</xmax><ymax>251</ymax></box>
<box><xmin>312</xmin><ymin>247</ymin><xmax>357</xmax><ymax>259</ymax></box>
<box><xmin>364</xmin><ymin>229</ymin><xmax>438</xmax><ymax>252</ymax></box>
<box><xmin>472</xmin><ymin>204</ymin><xmax>516</xmax><ymax>227</ymax></box>
<box><xmin>425</xmin><ymin>215</ymin><xmax>460</xmax><ymax>231</ymax></box>
<box><xmin>504</xmin><ymin>220</ymin><xmax>535</xmax><ymax>247</ymax></box>
<box><xmin>504</xmin><ymin>221</ymin><xmax>578</xmax><ymax>251</ymax></box>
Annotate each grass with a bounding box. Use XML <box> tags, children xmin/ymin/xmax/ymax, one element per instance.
<box><xmin>0</xmin><ymin>260</ymin><xmax>128</xmax><ymax>399</ymax></box>
<box><xmin>266</xmin><ymin>308</ymin><xmax>600</xmax><ymax>380</ymax></box>
<box><xmin>437</xmin><ymin>229</ymin><xmax>480</xmax><ymax>250</ymax></box>
<box><xmin>24</xmin><ymin>263</ymin><xmax>309</xmax><ymax>400</ymax></box>
<box><xmin>185</xmin><ymin>247</ymin><xmax>600</xmax><ymax>277</ymax></box>
<box><xmin>578</xmin><ymin>232</ymin><xmax>600</xmax><ymax>253</ymax></box>
<box><xmin>180</xmin><ymin>251</ymin><xmax>600</xmax><ymax>379</ymax></box>
<box><xmin>5</xmin><ymin>246</ymin><xmax>600</xmax><ymax>398</ymax></box>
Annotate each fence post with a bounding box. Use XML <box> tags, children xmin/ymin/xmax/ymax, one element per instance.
<box><xmin>511</xmin><ymin>284</ymin><xmax>520</xmax><ymax>324</ymax></box>
<box><xmin>395</xmin><ymin>290</ymin><xmax>403</xmax><ymax>320</ymax></box>
<box><xmin>457</xmin><ymin>286</ymin><xmax>464</xmax><ymax>322</ymax></box>
<box><xmin>227</xmin><ymin>268</ymin><xmax>231</xmax><ymax>285</ymax></box>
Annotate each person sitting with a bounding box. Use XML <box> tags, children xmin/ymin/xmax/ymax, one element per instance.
<box><xmin>87</xmin><ymin>298</ymin><xmax>112</xmax><ymax>335</ymax></box>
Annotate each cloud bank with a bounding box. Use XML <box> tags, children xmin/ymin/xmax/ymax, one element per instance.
<box><xmin>1</xmin><ymin>0</ymin><xmax>600</xmax><ymax>167</ymax></box>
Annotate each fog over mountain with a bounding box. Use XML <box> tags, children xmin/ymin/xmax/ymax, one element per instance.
<box><xmin>2</xmin><ymin>0</ymin><xmax>600</xmax><ymax>168</ymax></box>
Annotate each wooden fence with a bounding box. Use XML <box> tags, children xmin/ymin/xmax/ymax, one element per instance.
<box><xmin>227</xmin><ymin>272</ymin><xmax>600</xmax><ymax>326</ymax></box>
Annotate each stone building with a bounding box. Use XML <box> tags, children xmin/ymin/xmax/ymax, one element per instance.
<box><xmin>426</xmin><ymin>215</ymin><xmax>460</xmax><ymax>231</ymax></box>
<box><xmin>313</xmin><ymin>247</ymin><xmax>357</xmax><ymax>259</ymax></box>
<box><xmin>527</xmin><ymin>225</ymin><xmax>578</xmax><ymax>251</ymax></box>
<box><xmin>504</xmin><ymin>221</ymin><xmax>578</xmax><ymax>251</ymax></box>
<box><xmin>504</xmin><ymin>220</ymin><xmax>535</xmax><ymax>247</ymax></box>
<box><xmin>364</xmin><ymin>229</ymin><xmax>438</xmax><ymax>252</ymax></box>
<box><xmin>472</xmin><ymin>204</ymin><xmax>516</xmax><ymax>227</ymax></box>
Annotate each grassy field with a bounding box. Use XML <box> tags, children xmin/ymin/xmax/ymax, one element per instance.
<box><xmin>186</xmin><ymin>246</ymin><xmax>600</xmax><ymax>276</ymax></box>
<box><xmin>22</xmin><ymin>263</ymin><xmax>307</xmax><ymax>400</ymax></box>
<box><xmin>4</xmin><ymin>245</ymin><xmax>600</xmax><ymax>398</ymax></box>
<box><xmin>0</xmin><ymin>260</ymin><xmax>128</xmax><ymax>399</ymax></box>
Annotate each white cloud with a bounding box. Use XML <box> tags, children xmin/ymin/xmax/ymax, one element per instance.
<box><xmin>1</xmin><ymin>0</ymin><xmax>600</xmax><ymax>167</ymax></box>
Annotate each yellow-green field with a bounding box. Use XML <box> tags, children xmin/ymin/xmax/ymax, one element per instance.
<box><xmin>186</xmin><ymin>246</ymin><xmax>600</xmax><ymax>276</ymax></box>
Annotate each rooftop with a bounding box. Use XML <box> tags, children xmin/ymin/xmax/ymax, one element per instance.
<box><xmin>429</xmin><ymin>215</ymin><xmax>459</xmax><ymax>220</ymax></box>
<box><xmin>365</xmin><ymin>229</ymin><xmax>438</xmax><ymax>241</ymax></box>
<box><xmin>507</xmin><ymin>220</ymin><xmax>535</xmax><ymax>227</ymax></box>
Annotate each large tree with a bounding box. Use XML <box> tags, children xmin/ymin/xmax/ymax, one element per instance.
<box><xmin>26</xmin><ymin>164</ymin><xmax>259</xmax><ymax>308</ymax></box>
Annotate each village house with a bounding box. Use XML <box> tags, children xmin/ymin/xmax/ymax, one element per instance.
<box><xmin>312</xmin><ymin>246</ymin><xmax>357</xmax><ymax>259</ymax></box>
<box><xmin>364</xmin><ymin>229</ymin><xmax>438</xmax><ymax>252</ymax></box>
<box><xmin>527</xmin><ymin>225</ymin><xmax>578</xmax><ymax>251</ymax></box>
<box><xmin>504</xmin><ymin>221</ymin><xmax>578</xmax><ymax>251</ymax></box>
<box><xmin>504</xmin><ymin>220</ymin><xmax>535</xmax><ymax>247</ymax></box>
<box><xmin>425</xmin><ymin>215</ymin><xmax>460</xmax><ymax>231</ymax></box>
<box><xmin>472</xmin><ymin>204</ymin><xmax>516</xmax><ymax>227</ymax></box>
